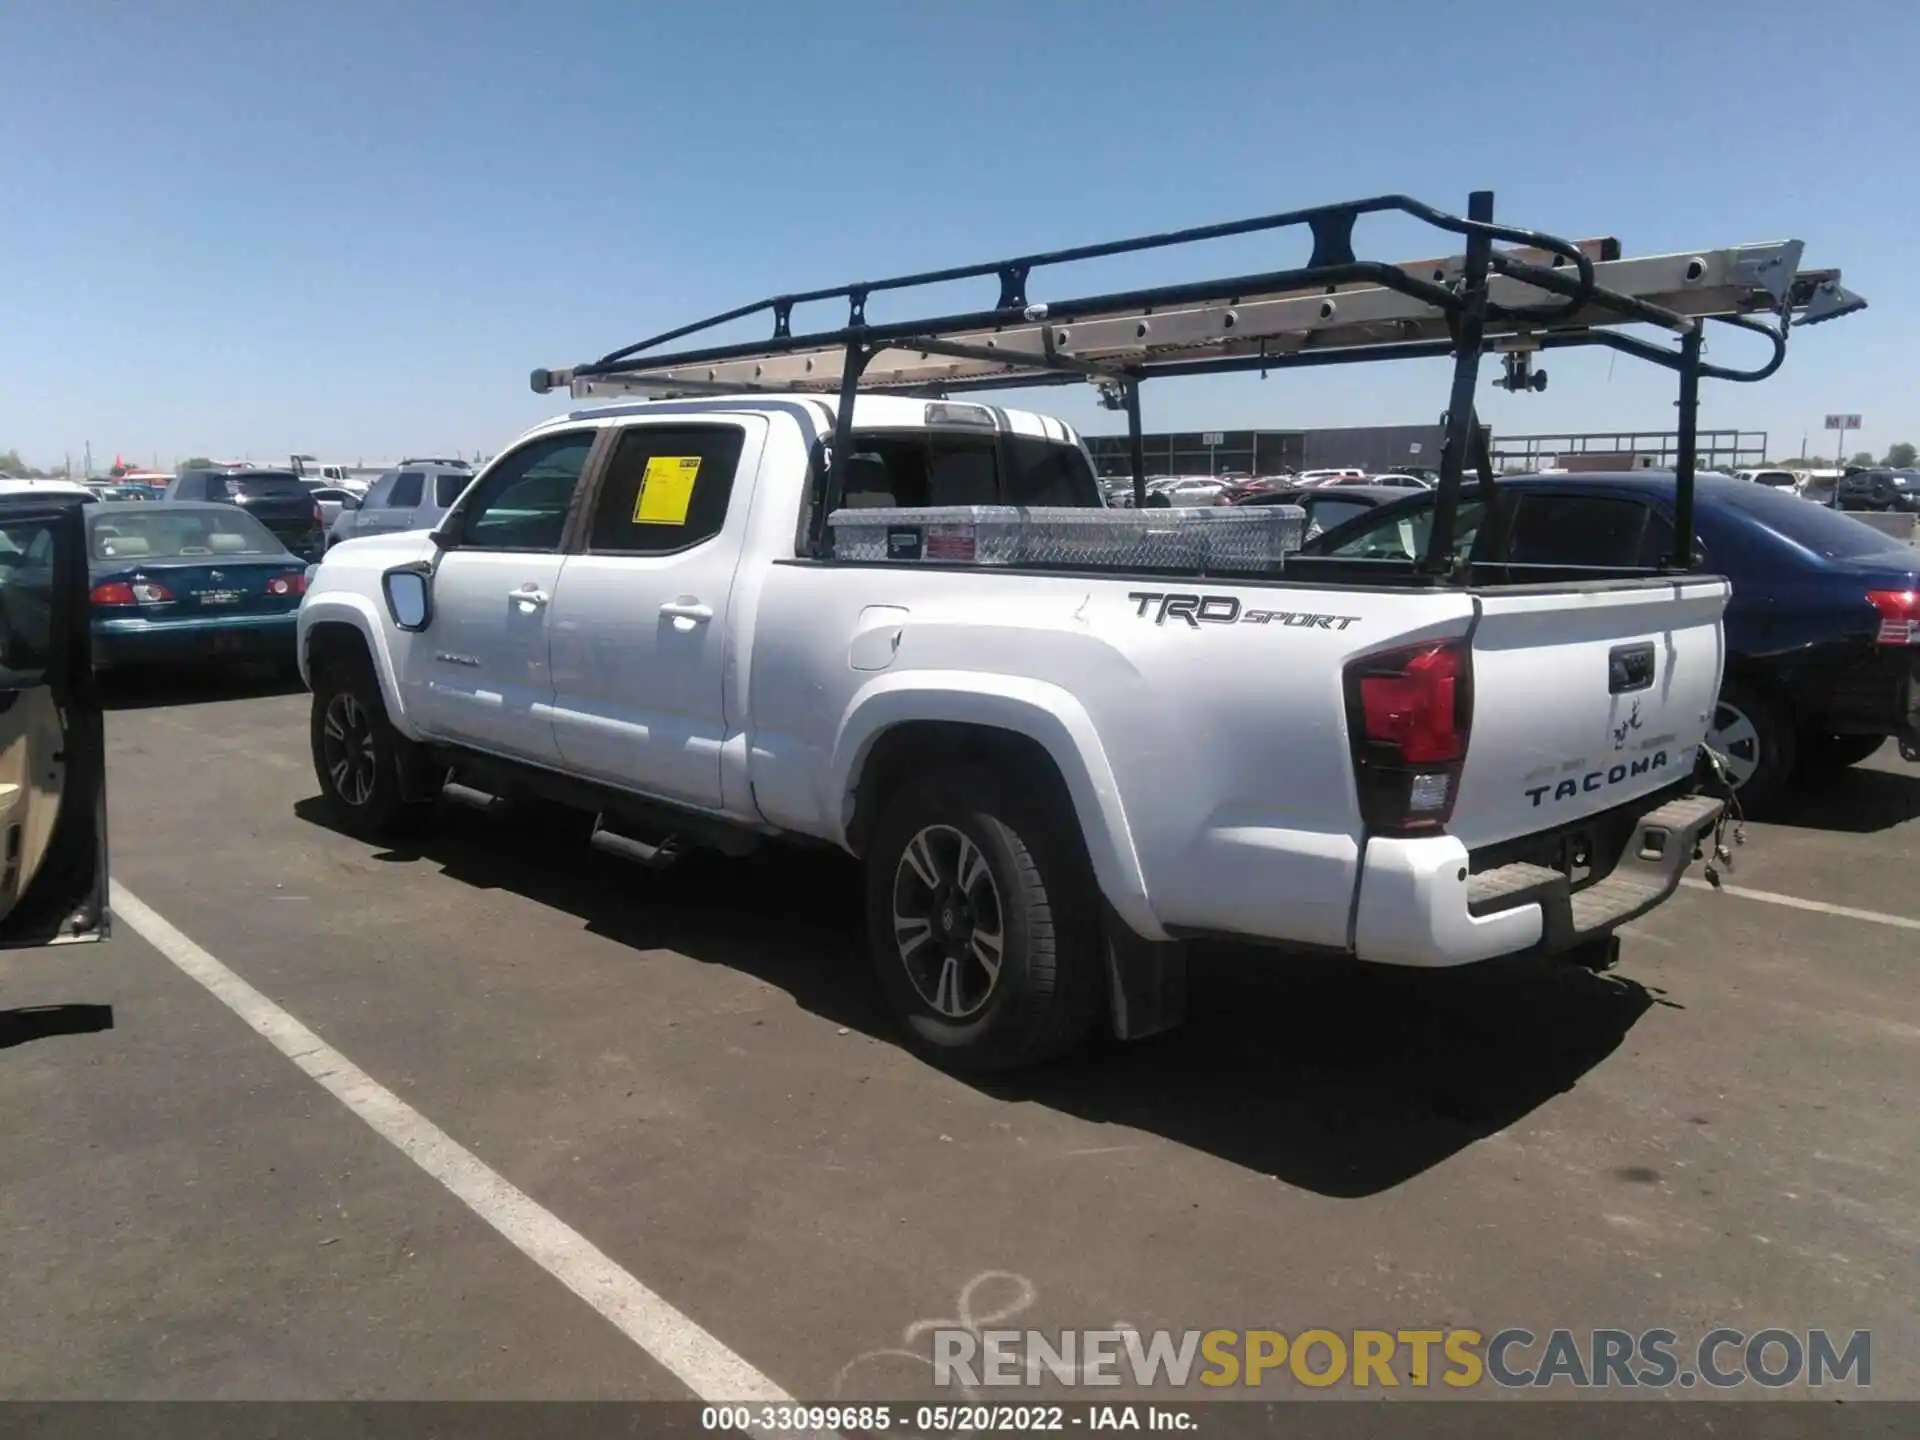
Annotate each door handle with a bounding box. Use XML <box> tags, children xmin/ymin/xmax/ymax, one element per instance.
<box><xmin>509</xmin><ymin>586</ymin><xmax>550</xmax><ymax>608</ymax></box>
<box><xmin>659</xmin><ymin>599</ymin><xmax>713</xmax><ymax>622</ymax></box>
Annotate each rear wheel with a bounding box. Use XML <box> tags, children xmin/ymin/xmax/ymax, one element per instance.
<box><xmin>1796</xmin><ymin>732</ymin><xmax>1885</xmax><ymax>774</ymax></box>
<box><xmin>865</xmin><ymin>764</ymin><xmax>1103</xmax><ymax>1072</ymax></box>
<box><xmin>1706</xmin><ymin>678</ymin><xmax>1796</xmax><ymax>812</ymax></box>
<box><xmin>309</xmin><ymin>651</ymin><xmax>434</xmax><ymax>840</ymax></box>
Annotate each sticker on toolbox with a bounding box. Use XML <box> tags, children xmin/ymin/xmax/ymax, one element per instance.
<box><xmin>634</xmin><ymin>455</ymin><xmax>701</xmax><ymax>525</ymax></box>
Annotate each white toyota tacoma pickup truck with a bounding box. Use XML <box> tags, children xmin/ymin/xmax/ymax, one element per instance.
<box><xmin>295</xmin><ymin>191</ymin><xmax>1863</xmax><ymax>1069</ymax></box>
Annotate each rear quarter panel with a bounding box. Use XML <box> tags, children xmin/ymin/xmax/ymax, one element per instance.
<box><xmin>748</xmin><ymin>562</ymin><xmax>1479</xmax><ymax>948</ymax></box>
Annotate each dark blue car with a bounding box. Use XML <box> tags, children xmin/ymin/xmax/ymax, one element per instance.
<box><xmin>83</xmin><ymin>502</ymin><xmax>310</xmax><ymax>669</ymax></box>
<box><xmin>1303</xmin><ymin>472</ymin><xmax>1920</xmax><ymax>808</ymax></box>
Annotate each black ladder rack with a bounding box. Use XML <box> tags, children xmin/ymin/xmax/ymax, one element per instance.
<box><xmin>533</xmin><ymin>189</ymin><xmax>1865</xmax><ymax>575</ymax></box>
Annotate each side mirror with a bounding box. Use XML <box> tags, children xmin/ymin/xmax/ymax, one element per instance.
<box><xmin>381</xmin><ymin>564</ymin><xmax>433</xmax><ymax>631</ymax></box>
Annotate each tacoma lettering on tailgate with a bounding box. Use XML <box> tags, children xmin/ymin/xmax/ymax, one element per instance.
<box><xmin>1523</xmin><ymin>747</ymin><xmax>1697</xmax><ymax>807</ymax></box>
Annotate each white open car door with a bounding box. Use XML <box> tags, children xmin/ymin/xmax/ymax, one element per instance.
<box><xmin>0</xmin><ymin>493</ymin><xmax>108</xmax><ymax>947</ymax></box>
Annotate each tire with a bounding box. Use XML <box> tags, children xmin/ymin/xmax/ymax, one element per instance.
<box><xmin>1705</xmin><ymin>678</ymin><xmax>1796</xmax><ymax>812</ymax></box>
<box><xmin>1796</xmin><ymin>732</ymin><xmax>1885</xmax><ymax>774</ymax></box>
<box><xmin>865</xmin><ymin>763</ymin><xmax>1103</xmax><ymax>1072</ymax></box>
<box><xmin>308</xmin><ymin>650</ymin><xmax>434</xmax><ymax>840</ymax></box>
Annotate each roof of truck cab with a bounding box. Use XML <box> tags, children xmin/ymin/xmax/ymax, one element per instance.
<box><xmin>538</xmin><ymin>393</ymin><xmax>1084</xmax><ymax>445</ymax></box>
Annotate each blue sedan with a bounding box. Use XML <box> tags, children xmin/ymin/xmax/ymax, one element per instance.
<box><xmin>1303</xmin><ymin>472</ymin><xmax>1920</xmax><ymax>809</ymax></box>
<box><xmin>84</xmin><ymin>502</ymin><xmax>310</xmax><ymax>669</ymax></box>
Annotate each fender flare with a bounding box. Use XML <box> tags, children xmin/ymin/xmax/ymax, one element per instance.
<box><xmin>298</xmin><ymin>593</ymin><xmax>424</xmax><ymax>742</ymax></box>
<box><xmin>829</xmin><ymin>671</ymin><xmax>1165</xmax><ymax>942</ymax></box>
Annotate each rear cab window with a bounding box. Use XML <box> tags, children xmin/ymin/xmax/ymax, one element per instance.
<box><xmin>839</xmin><ymin>427</ymin><xmax>1102</xmax><ymax>510</ymax></box>
<box><xmin>433</xmin><ymin>473</ymin><xmax>469</xmax><ymax>507</ymax></box>
<box><xmin>386</xmin><ymin>472</ymin><xmax>425</xmax><ymax>508</ymax></box>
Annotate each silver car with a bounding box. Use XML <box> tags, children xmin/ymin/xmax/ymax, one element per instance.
<box><xmin>327</xmin><ymin>464</ymin><xmax>473</xmax><ymax>548</ymax></box>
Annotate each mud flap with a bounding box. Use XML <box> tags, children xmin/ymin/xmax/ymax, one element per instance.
<box><xmin>1103</xmin><ymin>902</ymin><xmax>1187</xmax><ymax>1040</ymax></box>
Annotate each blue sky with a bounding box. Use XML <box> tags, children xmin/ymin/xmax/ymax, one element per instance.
<box><xmin>4</xmin><ymin>0</ymin><xmax>1915</xmax><ymax>471</ymax></box>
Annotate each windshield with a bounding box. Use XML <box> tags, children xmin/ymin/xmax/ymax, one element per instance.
<box><xmin>1714</xmin><ymin>481</ymin><xmax>1909</xmax><ymax>559</ymax></box>
<box><xmin>89</xmin><ymin>507</ymin><xmax>285</xmax><ymax>560</ymax></box>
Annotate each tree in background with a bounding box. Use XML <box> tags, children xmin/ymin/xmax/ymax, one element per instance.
<box><xmin>1848</xmin><ymin>451</ymin><xmax>1875</xmax><ymax>468</ymax></box>
<box><xmin>176</xmin><ymin>457</ymin><xmax>215</xmax><ymax>473</ymax></box>
<box><xmin>1884</xmin><ymin>441</ymin><xmax>1917</xmax><ymax>468</ymax></box>
<box><xmin>0</xmin><ymin>448</ymin><xmax>56</xmax><ymax>478</ymax></box>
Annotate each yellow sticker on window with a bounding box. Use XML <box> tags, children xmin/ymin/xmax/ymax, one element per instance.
<box><xmin>634</xmin><ymin>455</ymin><xmax>701</xmax><ymax>525</ymax></box>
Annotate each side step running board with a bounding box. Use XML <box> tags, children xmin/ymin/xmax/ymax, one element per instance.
<box><xmin>590</xmin><ymin>816</ymin><xmax>681</xmax><ymax>870</ymax></box>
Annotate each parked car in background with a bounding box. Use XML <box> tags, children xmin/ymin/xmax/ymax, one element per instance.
<box><xmin>166</xmin><ymin>468</ymin><xmax>327</xmax><ymax>560</ymax></box>
<box><xmin>1302</xmin><ymin>472</ymin><xmax>1920</xmax><ymax>808</ymax></box>
<box><xmin>1346</xmin><ymin>472</ymin><xmax>1431</xmax><ymax>489</ymax></box>
<box><xmin>307</xmin><ymin>487</ymin><xmax>362</xmax><ymax>528</ymax></box>
<box><xmin>1154</xmin><ymin>476</ymin><xmax>1231</xmax><ymax>506</ymax></box>
<box><xmin>327</xmin><ymin>463</ymin><xmax>474</xmax><ymax>548</ymax></box>
<box><xmin>1296</xmin><ymin>467</ymin><xmax>1365</xmax><ymax>486</ymax></box>
<box><xmin>1798</xmin><ymin>473</ymin><xmax>1841</xmax><ymax>507</ymax></box>
<box><xmin>0</xmin><ymin>479</ymin><xmax>98</xmax><ymax>504</ymax></box>
<box><xmin>1735</xmin><ymin>468</ymin><xmax>1801</xmax><ymax>489</ymax></box>
<box><xmin>290</xmin><ymin>457</ymin><xmax>357</xmax><ymax>486</ymax></box>
<box><xmin>1835</xmin><ymin>469</ymin><xmax>1920</xmax><ymax>514</ymax></box>
<box><xmin>83</xmin><ymin>502</ymin><xmax>309</xmax><ymax>670</ymax></box>
<box><xmin>1218</xmin><ymin>474</ymin><xmax>1298</xmax><ymax>502</ymax></box>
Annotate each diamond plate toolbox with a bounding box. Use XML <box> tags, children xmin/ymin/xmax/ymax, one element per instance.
<box><xmin>827</xmin><ymin>504</ymin><xmax>1305</xmax><ymax>570</ymax></box>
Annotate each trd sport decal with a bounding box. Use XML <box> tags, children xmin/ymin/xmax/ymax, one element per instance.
<box><xmin>1128</xmin><ymin>591</ymin><xmax>1362</xmax><ymax>631</ymax></box>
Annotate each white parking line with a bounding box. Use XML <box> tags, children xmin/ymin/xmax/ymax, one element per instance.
<box><xmin>1679</xmin><ymin>876</ymin><xmax>1920</xmax><ymax>932</ymax></box>
<box><xmin>109</xmin><ymin>881</ymin><xmax>794</xmax><ymax>1406</ymax></box>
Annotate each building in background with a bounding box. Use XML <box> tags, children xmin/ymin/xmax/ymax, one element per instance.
<box><xmin>1081</xmin><ymin>422</ymin><xmax>1475</xmax><ymax>478</ymax></box>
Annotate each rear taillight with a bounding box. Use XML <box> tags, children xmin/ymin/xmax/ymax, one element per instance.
<box><xmin>267</xmin><ymin>572</ymin><xmax>308</xmax><ymax>597</ymax></box>
<box><xmin>1344</xmin><ymin>639</ymin><xmax>1472</xmax><ymax>833</ymax></box>
<box><xmin>90</xmin><ymin>579</ymin><xmax>175</xmax><ymax>606</ymax></box>
<box><xmin>1867</xmin><ymin>590</ymin><xmax>1917</xmax><ymax>645</ymax></box>
<box><xmin>312</xmin><ymin>503</ymin><xmax>325</xmax><ymax>530</ymax></box>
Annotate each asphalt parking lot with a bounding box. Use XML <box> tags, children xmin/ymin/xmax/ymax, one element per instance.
<box><xmin>3</xmin><ymin>670</ymin><xmax>1916</xmax><ymax>1403</ymax></box>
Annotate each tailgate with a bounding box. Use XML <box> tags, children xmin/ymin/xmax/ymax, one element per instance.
<box><xmin>1449</xmin><ymin>577</ymin><xmax>1730</xmax><ymax>848</ymax></box>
